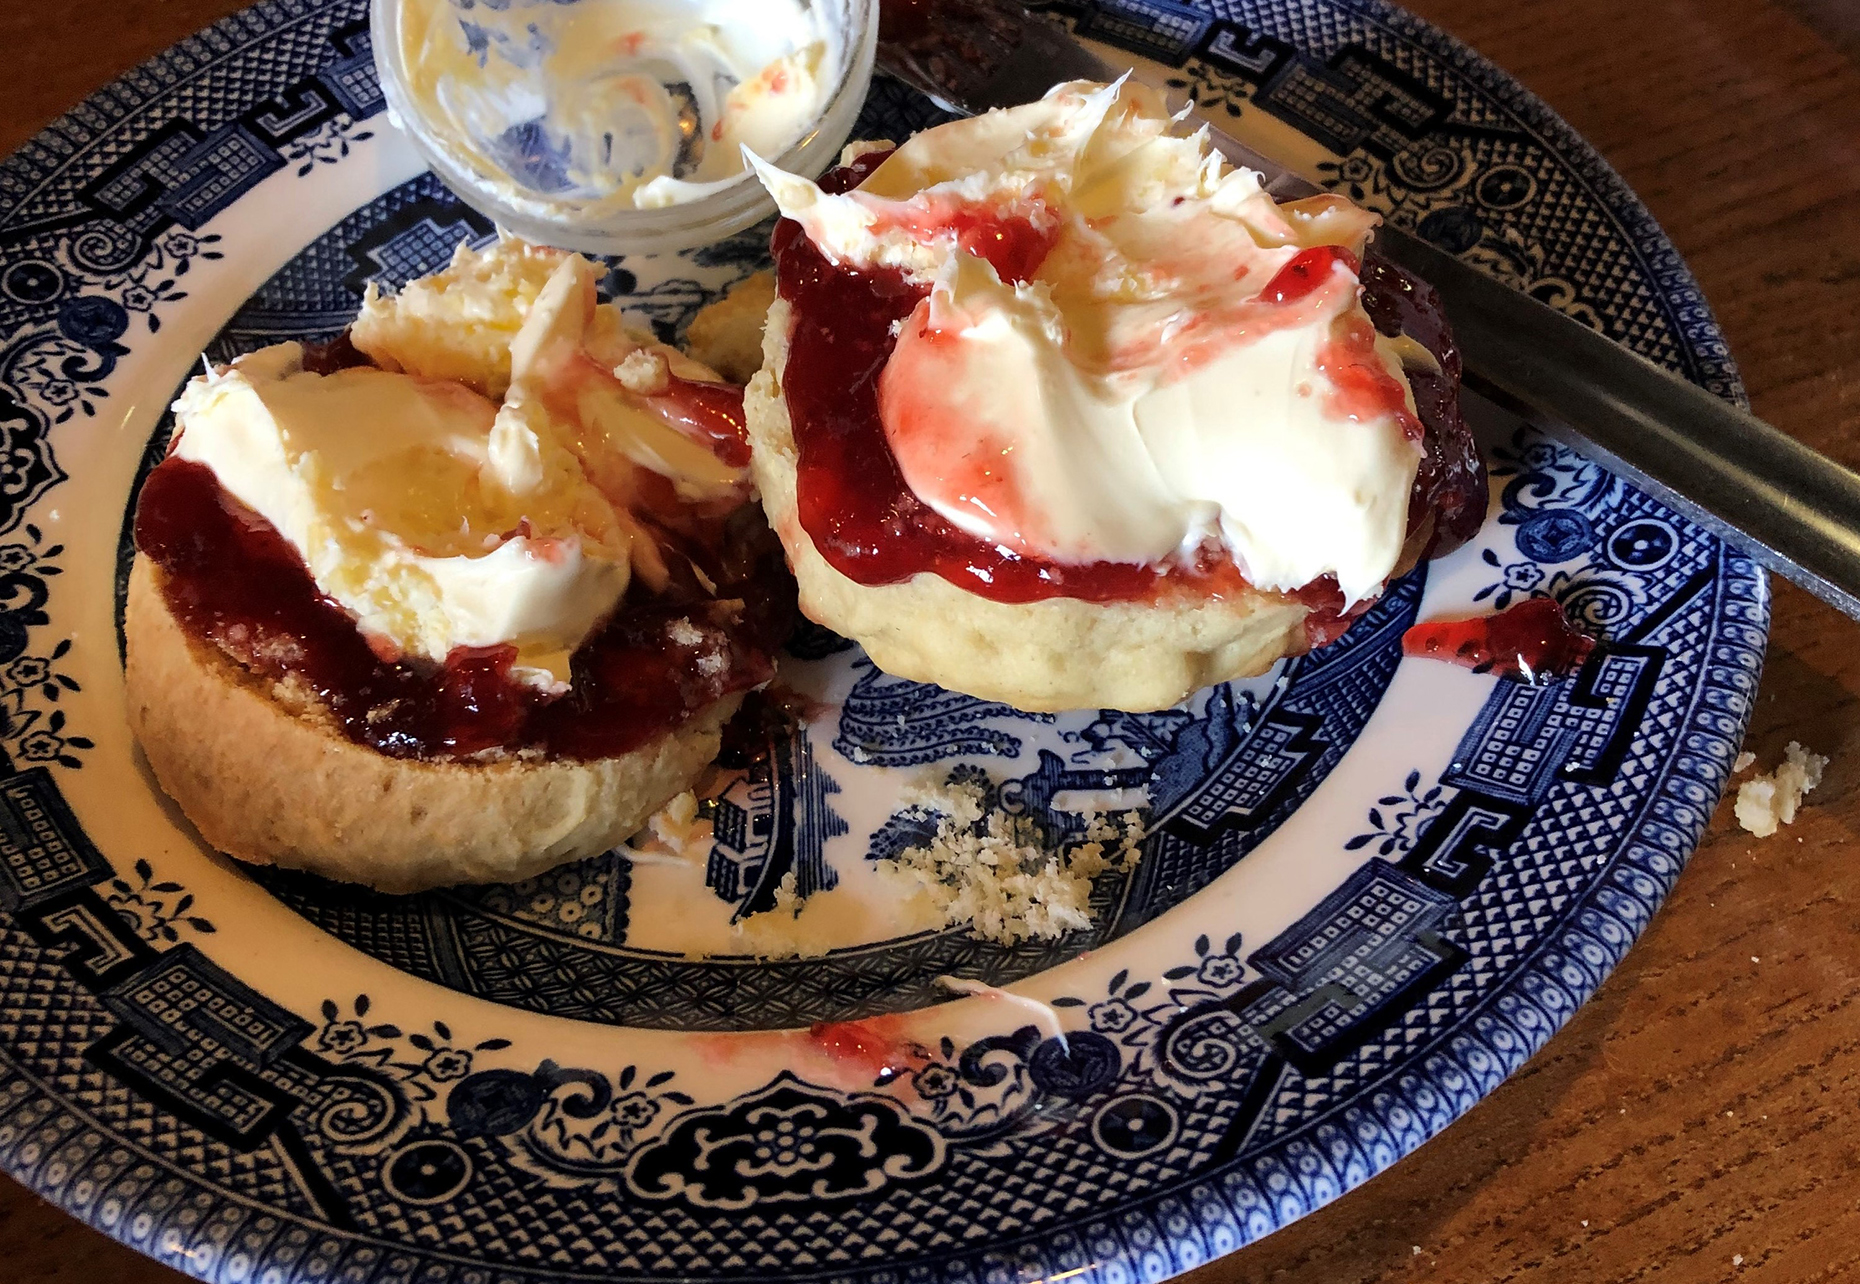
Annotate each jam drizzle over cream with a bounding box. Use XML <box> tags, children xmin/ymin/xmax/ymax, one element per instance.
<box><xmin>756</xmin><ymin>80</ymin><xmax>1480</xmax><ymax>608</ymax></box>
<box><xmin>767</xmin><ymin>118</ymin><xmax>1483</xmax><ymax>617</ymax></box>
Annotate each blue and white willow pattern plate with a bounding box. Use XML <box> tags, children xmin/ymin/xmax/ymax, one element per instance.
<box><xmin>0</xmin><ymin>1</ymin><xmax>1761</xmax><ymax>1280</ymax></box>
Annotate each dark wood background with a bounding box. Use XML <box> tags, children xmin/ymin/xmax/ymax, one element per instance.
<box><xmin>3</xmin><ymin>0</ymin><xmax>1858</xmax><ymax>1279</ymax></box>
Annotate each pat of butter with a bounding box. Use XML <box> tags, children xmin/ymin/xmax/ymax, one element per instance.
<box><xmin>171</xmin><ymin>342</ymin><xmax>632</xmax><ymax>688</ymax></box>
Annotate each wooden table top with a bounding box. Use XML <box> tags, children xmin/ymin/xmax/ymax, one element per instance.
<box><xmin>3</xmin><ymin>1</ymin><xmax>1857</xmax><ymax>1280</ymax></box>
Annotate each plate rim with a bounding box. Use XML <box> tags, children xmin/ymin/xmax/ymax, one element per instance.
<box><xmin>0</xmin><ymin>0</ymin><xmax>1766</xmax><ymax>1280</ymax></box>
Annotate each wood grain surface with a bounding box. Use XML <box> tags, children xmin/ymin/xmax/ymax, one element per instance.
<box><xmin>3</xmin><ymin>1</ymin><xmax>1858</xmax><ymax>1280</ymax></box>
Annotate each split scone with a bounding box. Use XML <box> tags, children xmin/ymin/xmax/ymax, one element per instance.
<box><xmin>128</xmin><ymin>239</ymin><xmax>792</xmax><ymax>891</ymax></box>
<box><xmin>745</xmin><ymin>82</ymin><xmax>1485</xmax><ymax>712</ymax></box>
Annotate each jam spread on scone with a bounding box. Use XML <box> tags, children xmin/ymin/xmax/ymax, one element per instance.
<box><xmin>760</xmin><ymin>83</ymin><xmax>1484</xmax><ymax>625</ymax></box>
<box><xmin>136</xmin><ymin>457</ymin><xmax>789</xmax><ymax>760</ymax></box>
<box><xmin>136</xmin><ymin>243</ymin><xmax>793</xmax><ymax>763</ymax></box>
<box><xmin>770</xmin><ymin>154</ymin><xmax>1231</xmax><ymax>604</ymax></box>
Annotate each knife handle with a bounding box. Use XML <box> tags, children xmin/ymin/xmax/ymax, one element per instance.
<box><xmin>1379</xmin><ymin>230</ymin><xmax>1860</xmax><ymax>618</ymax></box>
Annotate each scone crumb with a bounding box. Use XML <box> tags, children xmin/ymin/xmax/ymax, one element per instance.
<box><xmin>732</xmin><ymin>871</ymin><xmax>836</xmax><ymax>960</ymax></box>
<box><xmin>662</xmin><ymin>788</ymin><xmax>698</xmax><ymax>829</ymax></box>
<box><xmin>899</xmin><ymin>776</ymin><xmax>986</xmax><ymax>828</ymax></box>
<box><xmin>251</xmin><ymin>633</ymin><xmax>306</xmax><ymax>667</ymax></box>
<box><xmin>613</xmin><ymin>348</ymin><xmax>669</xmax><ymax>395</ymax></box>
<box><xmin>1734</xmin><ymin>741</ymin><xmax>1828</xmax><ymax>838</ymax></box>
<box><xmin>1733</xmin><ymin>750</ymin><xmax>1756</xmax><ymax>773</ymax></box>
<box><xmin>625</xmin><ymin>789</ymin><xmax>712</xmax><ymax>863</ymax></box>
<box><xmin>771</xmin><ymin>868</ymin><xmax>802</xmax><ymax>915</ymax></box>
<box><xmin>879</xmin><ymin>777</ymin><xmax>1146</xmax><ymax>944</ymax></box>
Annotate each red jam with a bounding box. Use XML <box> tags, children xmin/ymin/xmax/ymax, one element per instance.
<box><xmin>1359</xmin><ymin>255</ymin><xmax>1485</xmax><ymax>553</ymax></box>
<box><xmin>135</xmin><ymin>456</ymin><xmax>793</xmax><ymax>762</ymax></box>
<box><xmin>771</xmin><ymin>152</ymin><xmax>1485</xmax><ymax>614</ymax></box>
<box><xmin>1318</xmin><ymin>311</ymin><xmax>1423</xmax><ymax>443</ymax></box>
<box><xmin>1264</xmin><ymin>245</ymin><xmax>1359</xmax><ymax>305</ymax></box>
<box><xmin>651</xmin><ymin>374</ymin><xmax>752</xmax><ymax>468</ymax></box>
<box><xmin>869</xmin><ymin>198</ymin><xmax>1059</xmax><ymax>285</ymax></box>
<box><xmin>1402</xmin><ymin>597</ymin><xmax>1595</xmax><ymax>682</ymax></box>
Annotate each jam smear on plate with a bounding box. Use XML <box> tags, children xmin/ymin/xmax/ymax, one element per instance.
<box><xmin>772</xmin><ymin>151</ymin><xmax>1486</xmax><ymax>614</ymax></box>
<box><xmin>135</xmin><ymin>455</ymin><xmax>794</xmax><ymax>762</ymax></box>
<box><xmin>1402</xmin><ymin>596</ymin><xmax>1596</xmax><ymax>682</ymax></box>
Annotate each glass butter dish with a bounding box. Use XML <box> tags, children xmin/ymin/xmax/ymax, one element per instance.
<box><xmin>372</xmin><ymin>0</ymin><xmax>878</xmax><ymax>255</ymax></box>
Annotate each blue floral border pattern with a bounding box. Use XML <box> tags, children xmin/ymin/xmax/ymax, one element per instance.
<box><xmin>0</xmin><ymin>1</ymin><xmax>381</xmax><ymax>774</ymax></box>
<box><xmin>0</xmin><ymin>1</ymin><xmax>1766</xmax><ymax>1282</ymax></box>
<box><xmin>0</xmin><ymin>526</ymin><xmax>91</xmax><ymax>770</ymax></box>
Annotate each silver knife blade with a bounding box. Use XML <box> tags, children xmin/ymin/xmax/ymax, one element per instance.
<box><xmin>875</xmin><ymin>0</ymin><xmax>1860</xmax><ymax>620</ymax></box>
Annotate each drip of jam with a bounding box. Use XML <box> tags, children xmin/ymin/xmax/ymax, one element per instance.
<box><xmin>771</xmin><ymin>153</ymin><xmax>1486</xmax><ymax>614</ymax></box>
<box><xmin>1401</xmin><ymin>597</ymin><xmax>1596</xmax><ymax>682</ymax></box>
<box><xmin>653</xmin><ymin>373</ymin><xmax>751</xmax><ymax>467</ymax></box>
<box><xmin>135</xmin><ymin>457</ymin><xmax>794</xmax><ymax>762</ymax></box>
<box><xmin>1263</xmin><ymin>245</ymin><xmax>1359</xmax><ymax>305</ymax></box>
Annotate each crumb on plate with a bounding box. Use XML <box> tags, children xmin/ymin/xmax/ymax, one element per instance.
<box><xmin>875</xmin><ymin>777</ymin><xmax>1146</xmax><ymax>945</ymax></box>
<box><xmin>1733</xmin><ymin>741</ymin><xmax>1827</xmax><ymax>838</ymax></box>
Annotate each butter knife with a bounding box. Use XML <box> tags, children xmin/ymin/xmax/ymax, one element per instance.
<box><xmin>873</xmin><ymin>0</ymin><xmax>1860</xmax><ymax>620</ymax></box>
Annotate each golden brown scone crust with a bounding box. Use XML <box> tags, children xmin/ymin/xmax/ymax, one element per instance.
<box><xmin>684</xmin><ymin>271</ymin><xmax>777</xmax><ymax>385</ymax></box>
<box><xmin>126</xmin><ymin>557</ymin><xmax>736</xmax><ymax>892</ymax></box>
<box><xmin>745</xmin><ymin>297</ymin><xmax>1313</xmax><ymax>714</ymax></box>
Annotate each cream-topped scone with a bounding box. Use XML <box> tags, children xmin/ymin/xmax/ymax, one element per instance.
<box><xmin>167</xmin><ymin>342</ymin><xmax>629</xmax><ymax>690</ymax></box>
<box><xmin>746</xmin><ymin>80</ymin><xmax>1482</xmax><ymax>711</ymax></box>
<box><xmin>128</xmin><ymin>240</ymin><xmax>791</xmax><ymax>891</ymax></box>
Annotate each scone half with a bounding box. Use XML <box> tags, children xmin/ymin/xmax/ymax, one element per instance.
<box><xmin>747</xmin><ymin>297</ymin><xmax>1312</xmax><ymax>714</ymax></box>
<box><xmin>127</xmin><ymin>557</ymin><xmax>738</xmax><ymax>893</ymax></box>
<box><xmin>126</xmin><ymin>240</ymin><xmax>789</xmax><ymax>892</ymax></box>
<box><xmin>742</xmin><ymin>85</ymin><xmax>1484</xmax><ymax>715</ymax></box>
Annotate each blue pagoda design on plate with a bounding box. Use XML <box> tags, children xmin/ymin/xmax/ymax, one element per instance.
<box><xmin>834</xmin><ymin>659</ymin><xmax>1045</xmax><ymax>767</ymax></box>
<box><xmin>706</xmin><ymin>732</ymin><xmax>847</xmax><ymax>916</ymax></box>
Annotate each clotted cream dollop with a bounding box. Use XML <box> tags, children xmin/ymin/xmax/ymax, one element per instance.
<box><xmin>752</xmin><ymin>79</ymin><xmax>1427</xmax><ymax>604</ymax></box>
<box><xmin>170</xmin><ymin>249</ymin><xmax>746</xmax><ymax>688</ymax></box>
